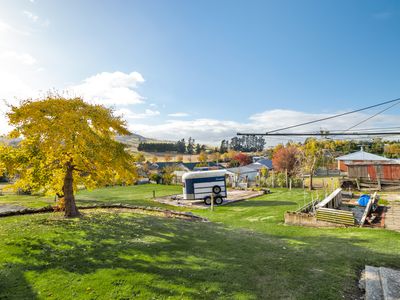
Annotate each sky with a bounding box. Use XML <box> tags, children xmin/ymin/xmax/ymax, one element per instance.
<box><xmin>1</xmin><ymin>0</ymin><xmax>400</xmax><ymax>145</ymax></box>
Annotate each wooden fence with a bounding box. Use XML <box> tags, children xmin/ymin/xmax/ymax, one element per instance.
<box><xmin>316</xmin><ymin>208</ymin><xmax>355</xmax><ymax>226</ymax></box>
<box><xmin>315</xmin><ymin>188</ymin><xmax>342</xmax><ymax>209</ymax></box>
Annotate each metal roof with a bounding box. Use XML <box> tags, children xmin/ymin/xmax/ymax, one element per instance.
<box><xmin>182</xmin><ymin>170</ymin><xmax>227</xmax><ymax>180</ymax></box>
<box><xmin>226</xmin><ymin>166</ymin><xmax>258</xmax><ymax>175</ymax></box>
<box><xmin>335</xmin><ymin>150</ymin><xmax>390</xmax><ymax>161</ymax></box>
<box><xmin>247</xmin><ymin>159</ymin><xmax>273</xmax><ymax>170</ymax></box>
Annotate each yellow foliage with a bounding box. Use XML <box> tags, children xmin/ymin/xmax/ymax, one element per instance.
<box><xmin>198</xmin><ymin>151</ymin><xmax>208</xmax><ymax>163</ymax></box>
<box><xmin>54</xmin><ymin>197</ymin><xmax>66</xmax><ymax>211</ymax></box>
<box><xmin>0</xmin><ymin>95</ymin><xmax>137</xmax><ymax>196</ymax></box>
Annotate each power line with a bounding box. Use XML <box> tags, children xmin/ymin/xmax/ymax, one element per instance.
<box><xmin>265</xmin><ymin>97</ymin><xmax>400</xmax><ymax>134</ymax></box>
<box><xmin>237</xmin><ymin>132</ymin><xmax>400</xmax><ymax>136</ymax></box>
<box><xmin>343</xmin><ymin>101</ymin><xmax>400</xmax><ymax>132</ymax></box>
<box><xmin>349</xmin><ymin>126</ymin><xmax>400</xmax><ymax>132</ymax></box>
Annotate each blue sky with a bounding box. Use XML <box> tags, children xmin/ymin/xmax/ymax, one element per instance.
<box><xmin>1</xmin><ymin>0</ymin><xmax>400</xmax><ymax>144</ymax></box>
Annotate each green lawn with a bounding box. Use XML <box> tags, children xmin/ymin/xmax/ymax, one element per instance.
<box><xmin>0</xmin><ymin>187</ymin><xmax>399</xmax><ymax>299</ymax></box>
<box><xmin>0</xmin><ymin>194</ymin><xmax>55</xmax><ymax>208</ymax></box>
<box><xmin>0</xmin><ymin>184</ymin><xmax>182</xmax><ymax>209</ymax></box>
<box><xmin>76</xmin><ymin>184</ymin><xmax>182</xmax><ymax>207</ymax></box>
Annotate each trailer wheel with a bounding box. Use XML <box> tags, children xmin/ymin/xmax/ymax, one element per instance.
<box><xmin>204</xmin><ymin>196</ymin><xmax>212</xmax><ymax>205</ymax></box>
<box><xmin>212</xmin><ymin>185</ymin><xmax>222</xmax><ymax>194</ymax></box>
<box><xmin>214</xmin><ymin>196</ymin><xmax>223</xmax><ymax>205</ymax></box>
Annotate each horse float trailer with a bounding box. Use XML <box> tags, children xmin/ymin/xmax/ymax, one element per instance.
<box><xmin>182</xmin><ymin>170</ymin><xmax>227</xmax><ymax>205</ymax></box>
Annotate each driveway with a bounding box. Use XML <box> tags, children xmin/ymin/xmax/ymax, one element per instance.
<box><xmin>154</xmin><ymin>189</ymin><xmax>265</xmax><ymax>209</ymax></box>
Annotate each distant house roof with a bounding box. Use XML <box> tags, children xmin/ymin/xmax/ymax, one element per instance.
<box><xmin>150</xmin><ymin>161</ymin><xmax>223</xmax><ymax>171</ymax></box>
<box><xmin>335</xmin><ymin>149</ymin><xmax>390</xmax><ymax>161</ymax></box>
<box><xmin>183</xmin><ymin>162</ymin><xmax>223</xmax><ymax>170</ymax></box>
<box><xmin>247</xmin><ymin>158</ymin><xmax>273</xmax><ymax>170</ymax></box>
<box><xmin>150</xmin><ymin>162</ymin><xmax>188</xmax><ymax>171</ymax></box>
<box><xmin>226</xmin><ymin>166</ymin><xmax>258</xmax><ymax>175</ymax></box>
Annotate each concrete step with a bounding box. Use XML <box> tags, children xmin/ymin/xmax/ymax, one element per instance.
<box><xmin>366</xmin><ymin>266</ymin><xmax>384</xmax><ymax>300</ymax></box>
<box><xmin>365</xmin><ymin>266</ymin><xmax>400</xmax><ymax>300</ymax></box>
<box><xmin>380</xmin><ymin>267</ymin><xmax>400</xmax><ymax>300</ymax></box>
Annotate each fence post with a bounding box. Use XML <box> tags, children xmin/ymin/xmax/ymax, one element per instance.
<box><xmin>211</xmin><ymin>194</ymin><xmax>214</xmax><ymax>211</ymax></box>
<box><xmin>285</xmin><ymin>169</ymin><xmax>288</xmax><ymax>188</ymax></box>
<box><xmin>272</xmin><ymin>171</ymin><xmax>275</xmax><ymax>188</ymax></box>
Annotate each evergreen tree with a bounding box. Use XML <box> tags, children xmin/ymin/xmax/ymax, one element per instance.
<box><xmin>219</xmin><ymin>139</ymin><xmax>229</xmax><ymax>153</ymax></box>
<box><xmin>176</xmin><ymin>139</ymin><xmax>186</xmax><ymax>153</ymax></box>
<box><xmin>195</xmin><ymin>143</ymin><xmax>201</xmax><ymax>154</ymax></box>
<box><xmin>187</xmin><ymin>137</ymin><xmax>195</xmax><ymax>154</ymax></box>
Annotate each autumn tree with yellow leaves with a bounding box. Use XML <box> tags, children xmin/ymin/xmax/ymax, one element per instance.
<box><xmin>0</xmin><ymin>96</ymin><xmax>137</xmax><ymax>217</ymax></box>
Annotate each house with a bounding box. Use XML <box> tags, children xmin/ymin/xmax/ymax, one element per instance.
<box><xmin>226</xmin><ymin>166</ymin><xmax>258</xmax><ymax>187</ymax></box>
<box><xmin>335</xmin><ymin>148</ymin><xmax>390</xmax><ymax>172</ymax></box>
<box><xmin>246</xmin><ymin>158</ymin><xmax>273</xmax><ymax>171</ymax></box>
<box><xmin>172</xmin><ymin>170</ymin><xmax>187</xmax><ymax>184</ymax></box>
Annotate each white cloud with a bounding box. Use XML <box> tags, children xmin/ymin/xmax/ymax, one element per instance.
<box><xmin>0</xmin><ymin>20</ymin><xmax>29</xmax><ymax>35</ymax></box>
<box><xmin>129</xmin><ymin>109</ymin><xmax>400</xmax><ymax>145</ymax></box>
<box><xmin>22</xmin><ymin>10</ymin><xmax>50</xmax><ymax>27</ymax></box>
<box><xmin>0</xmin><ymin>71</ymin><xmax>39</xmax><ymax>134</ymax></box>
<box><xmin>116</xmin><ymin>108</ymin><xmax>160</xmax><ymax>120</ymax></box>
<box><xmin>70</xmin><ymin>71</ymin><xmax>145</xmax><ymax>106</ymax></box>
<box><xmin>168</xmin><ymin>112</ymin><xmax>189</xmax><ymax>117</ymax></box>
<box><xmin>0</xmin><ymin>51</ymin><xmax>36</xmax><ymax>65</ymax></box>
<box><xmin>0</xmin><ymin>20</ymin><xmax>12</xmax><ymax>32</ymax></box>
<box><xmin>129</xmin><ymin>118</ymin><xmax>242</xmax><ymax>144</ymax></box>
<box><xmin>0</xmin><ymin>70</ymin><xmax>147</xmax><ymax>134</ymax></box>
<box><xmin>23</xmin><ymin>10</ymin><xmax>39</xmax><ymax>22</ymax></box>
<box><xmin>247</xmin><ymin>109</ymin><xmax>400</xmax><ymax>132</ymax></box>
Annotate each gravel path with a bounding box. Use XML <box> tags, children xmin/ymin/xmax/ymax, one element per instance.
<box><xmin>385</xmin><ymin>202</ymin><xmax>400</xmax><ymax>232</ymax></box>
<box><xmin>0</xmin><ymin>204</ymin><xmax>26</xmax><ymax>213</ymax></box>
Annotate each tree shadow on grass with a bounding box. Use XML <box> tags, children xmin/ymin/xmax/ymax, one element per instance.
<box><xmin>235</xmin><ymin>200</ymin><xmax>298</xmax><ymax>207</ymax></box>
<box><xmin>0</xmin><ymin>267</ymin><xmax>38</xmax><ymax>299</ymax></box>
<box><xmin>1</xmin><ymin>212</ymin><xmax>400</xmax><ymax>299</ymax></box>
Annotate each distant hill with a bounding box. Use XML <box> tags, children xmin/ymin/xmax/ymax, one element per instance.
<box><xmin>116</xmin><ymin>133</ymin><xmax>173</xmax><ymax>151</ymax></box>
<box><xmin>1</xmin><ymin>133</ymin><xmax>171</xmax><ymax>152</ymax></box>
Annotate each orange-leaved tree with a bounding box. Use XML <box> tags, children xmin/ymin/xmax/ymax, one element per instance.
<box><xmin>272</xmin><ymin>144</ymin><xmax>301</xmax><ymax>178</ymax></box>
<box><xmin>2</xmin><ymin>95</ymin><xmax>137</xmax><ymax>217</ymax></box>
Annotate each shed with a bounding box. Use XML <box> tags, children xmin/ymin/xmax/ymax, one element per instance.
<box><xmin>335</xmin><ymin>149</ymin><xmax>390</xmax><ymax>172</ymax></box>
<box><xmin>346</xmin><ymin>161</ymin><xmax>400</xmax><ymax>183</ymax></box>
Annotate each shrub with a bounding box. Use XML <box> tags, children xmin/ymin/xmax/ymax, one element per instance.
<box><xmin>265</xmin><ymin>172</ymin><xmax>303</xmax><ymax>188</ymax></box>
<box><xmin>149</xmin><ymin>173</ymin><xmax>162</xmax><ymax>184</ymax></box>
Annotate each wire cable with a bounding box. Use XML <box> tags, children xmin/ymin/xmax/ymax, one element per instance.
<box><xmin>266</xmin><ymin>97</ymin><xmax>400</xmax><ymax>133</ymax></box>
<box><xmin>343</xmin><ymin>101</ymin><xmax>400</xmax><ymax>132</ymax></box>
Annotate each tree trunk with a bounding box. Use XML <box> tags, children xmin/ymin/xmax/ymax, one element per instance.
<box><xmin>64</xmin><ymin>164</ymin><xmax>80</xmax><ymax>217</ymax></box>
<box><xmin>308</xmin><ymin>158</ymin><xmax>316</xmax><ymax>191</ymax></box>
<box><xmin>285</xmin><ymin>169</ymin><xmax>288</xmax><ymax>188</ymax></box>
<box><xmin>309</xmin><ymin>173</ymin><xmax>314</xmax><ymax>191</ymax></box>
